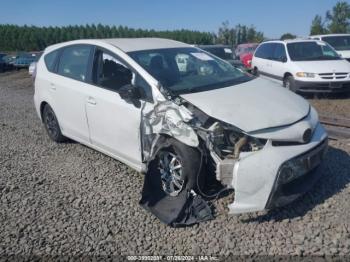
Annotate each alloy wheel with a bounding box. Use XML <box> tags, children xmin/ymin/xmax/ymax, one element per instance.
<box><xmin>158</xmin><ymin>151</ymin><xmax>184</xmax><ymax>196</ymax></box>
<box><xmin>44</xmin><ymin>110</ymin><xmax>59</xmax><ymax>139</ymax></box>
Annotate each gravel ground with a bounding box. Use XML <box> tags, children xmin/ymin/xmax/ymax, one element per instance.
<box><xmin>309</xmin><ymin>94</ymin><xmax>350</xmax><ymax>119</ymax></box>
<box><xmin>0</xmin><ymin>71</ymin><xmax>350</xmax><ymax>258</ymax></box>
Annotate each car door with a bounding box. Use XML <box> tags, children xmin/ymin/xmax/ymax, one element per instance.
<box><xmin>253</xmin><ymin>43</ymin><xmax>273</xmax><ymax>74</ymax></box>
<box><xmin>51</xmin><ymin>44</ymin><xmax>93</xmax><ymax>142</ymax></box>
<box><xmin>269</xmin><ymin>43</ymin><xmax>288</xmax><ymax>81</ymax></box>
<box><xmin>85</xmin><ymin>47</ymin><xmax>148</xmax><ymax>168</ymax></box>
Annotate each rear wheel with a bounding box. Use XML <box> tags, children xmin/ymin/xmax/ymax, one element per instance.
<box><xmin>42</xmin><ymin>104</ymin><xmax>67</xmax><ymax>142</ymax></box>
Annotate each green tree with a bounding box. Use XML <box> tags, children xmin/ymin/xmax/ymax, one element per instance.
<box><xmin>310</xmin><ymin>15</ymin><xmax>328</xmax><ymax>35</ymax></box>
<box><xmin>280</xmin><ymin>33</ymin><xmax>296</xmax><ymax>40</ymax></box>
<box><xmin>326</xmin><ymin>1</ymin><xmax>350</xmax><ymax>33</ymax></box>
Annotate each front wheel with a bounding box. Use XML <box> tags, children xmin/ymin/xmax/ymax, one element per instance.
<box><xmin>156</xmin><ymin>138</ymin><xmax>201</xmax><ymax>197</ymax></box>
<box><xmin>283</xmin><ymin>76</ymin><xmax>297</xmax><ymax>92</ymax></box>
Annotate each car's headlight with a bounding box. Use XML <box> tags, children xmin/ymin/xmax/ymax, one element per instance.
<box><xmin>296</xmin><ymin>72</ymin><xmax>315</xmax><ymax>78</ymax></box>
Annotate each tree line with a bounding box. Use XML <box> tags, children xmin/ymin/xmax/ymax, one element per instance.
<box><xmin>310</xmin><ymin>1</ymin><xmax>350</xmax><ymax>35</ymax></box>
<box><xmin>0</xmin><ymin>23</ymin><xmax>266</xmax><ymax>52</ymax></box>
<box><xmin>215</xmin><ymin>22</ymin><xmax>265</xmax><ymax>46</ymax></box>
<box><xmin>0</xmin><ymin>24</ymin><xmax>216</xmax><ymax>51</ymax></box>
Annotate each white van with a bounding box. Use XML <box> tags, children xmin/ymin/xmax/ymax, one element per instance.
<box><xmin>310</xmin><ymin>34</ymin><xmax>350</xmax><ymax>61</ymax></box>
<box><xmin>34</xmin><ymin>38</ymin><xmax>327</xmax><ymax>215</ymax></box>
<box><xmin>251</xmin><ymin>39</ymin><xmax>350</xmax><ymax>93</ymax></box>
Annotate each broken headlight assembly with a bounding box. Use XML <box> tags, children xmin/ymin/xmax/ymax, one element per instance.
<box><xmin>278</xmin><ymin>139</ymin><xmax>328</xmax><ymax>185</ymax></box>
<box><xmin>207</xmin><ymin>122</ymin><xmax>267</xmax><ymax>159</ymax></box>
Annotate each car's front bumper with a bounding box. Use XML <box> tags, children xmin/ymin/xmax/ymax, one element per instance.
<box><xmin>228</xmin><ymin>123</ymin><xmax>328</xmax><ymax>214</ymax></box>
<box><xmin>265</xmin><ymin>138</ymin><xmax>328</xmax><ymax>209</ymax></box>
<box><xmin>294</xmin><ymin>80</ymin><xmax>350</xmax><ymax>93</ymax></box>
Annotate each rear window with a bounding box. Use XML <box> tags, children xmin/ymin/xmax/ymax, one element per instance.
<box><xmin>57</xmin><ymin>45</ymin><xmax>92</xmax><ymax>81</ymax></box>
<box><xmin>202</xmin><ymin>47</ymin><xmax>233</xmax><ymax>60</ymax></box>
<box><xmin>44</xmin><ymin>50</ymin><xmax>59</xmax><ymax>72</ymax></box>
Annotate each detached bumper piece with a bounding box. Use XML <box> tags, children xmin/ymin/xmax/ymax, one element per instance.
<box><xmin>295</xmin><ymin>80</ymin><xmax>350</xmax><ymax>93</ymax></box>
<box><xmin>140</xmin><ymin>165</ymin><xmax>213</xmax><ymax>227</ymax></box>
<box><xmin>265</xmin><ymin>139</ymin><xmax>328</xmax><ymax>209</ymax></box>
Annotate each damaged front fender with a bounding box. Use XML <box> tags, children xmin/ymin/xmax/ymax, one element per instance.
<box><xmin>140</xmin><ymin>99</ymin><xmax>199</xmax><ymax>163</ymax></box>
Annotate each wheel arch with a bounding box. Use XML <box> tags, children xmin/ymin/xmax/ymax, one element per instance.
<box><xmin>283</xmin><ymin>72</ymin><xmax>293</xmax><ymax>80</ymax></box>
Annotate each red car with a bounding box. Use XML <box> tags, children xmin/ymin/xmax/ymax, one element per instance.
<box><xmin>235</xmin><ymin>43</ymin><xmax>258</xmax><ymax>69</ymax></box>
<box><xmin>241</xmin><ymin>53</ymin><xmax>253</xmax><ymax>69</ymax></box>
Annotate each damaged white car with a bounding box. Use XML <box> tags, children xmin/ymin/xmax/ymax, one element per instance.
<box><xmin>34</xmin><ymin>38</ymin><xmax>328</xmax><ymax>224</ymax></box>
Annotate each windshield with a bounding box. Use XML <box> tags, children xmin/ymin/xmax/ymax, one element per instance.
<box><xmin>287</xmin><ymin>41</ymin><xmax>340</xmax><ymax>61</ymax></box>
<box><xmin>244</xmin><ymin>46</ymin><xmax>257</xmax><ymax>53</ymax></box>
<box><xmin>322</xmin><ymin>35</ymin><xmax>350</xmax><ymax>51</ymax></box>
<box><xmin>128</xmin><ymin>47</ymin><xmax>251</xmax><ymax>95</ymax></box>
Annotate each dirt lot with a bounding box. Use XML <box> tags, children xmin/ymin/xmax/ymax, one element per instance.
<box><xmin>0</xmin><ymin>71</ymin><xmax>350</xmax><ymax>258</ymax></box>
<box><xmin>309</xmin><ymin>96</ymin><xmax>350</xmax><ymax>119</ymax></box>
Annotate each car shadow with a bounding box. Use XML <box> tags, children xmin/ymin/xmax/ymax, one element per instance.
<box><xmin>241</xmin><ymin>145</ymin><xmax>350</xmax><ymax>223</ymax></box>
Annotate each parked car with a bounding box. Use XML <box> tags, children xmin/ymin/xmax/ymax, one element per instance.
<box><xmin>13</xmin><ymin>53</ymin><xmax>36</xmax><ymax>70</ymax></box>
<box><xmin>197</xmin><ymin>45</ymin><xmax>245</xmax><ymax>70</ymax></box>
<box><xmin>235</xmin><ymin>43</ymin><xmax>259</xmax><ymax>60</ymax></box>
<box><xmin>310</xmin><ymin>34</ymin><xmax>350</xmax><ymax>62</ymax></box>
<box><xmin>0</xmin><ymin>53</ymin><xmax>14</xmax><ymax>72</ymax></box>
<box><xmin>0</xmin><ymin>53</ymin><xmax>6</xmax><ymax>72</ymax></box>
<box><xmin>251</xmin><ymin>39</ymin><xmax>350</xmax><ymax>93</ymax></box>
<box><xmin>34</xmin><ymin>38</ymin><xmax>328</xmax><ymax>215</ymax></box>
<box><xmin>29</xmin><ymin>52</ymin><xmax>43</xmax><ymax>76</ymax></box>
<box><xmin>241</xmin><ymin>52</ymin><xmax>253</xmax><ymax>70</ymax></box>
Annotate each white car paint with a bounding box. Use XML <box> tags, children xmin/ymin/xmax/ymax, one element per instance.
<box><xmin>310</xmin><ymin>34</ymin><xmax>350</xmax><ymax>59</ymax></box>
<box><xmin>34</xmin><ymin>38</ymin><xmax>328</xmax><ymax>215</ymax></box>
<box><xmin>252</xmin><ymin>39</ymin><xmax>350</xmax><ymax>91</ymax></box>
<box><xmin>181</xmin><ymin>77</ymin><xmax>309</xmax><ymax>132</ymax></box>
<box><xmin>229</xmin><ymin>122</ymin><xmax>327</xmax><ymax>214</ymax></box>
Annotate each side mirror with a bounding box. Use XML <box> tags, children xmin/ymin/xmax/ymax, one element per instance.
<box><xmin>118</xmin><ymin>84</ymin><xmax>141</xmax><ymax>102</ymax></box>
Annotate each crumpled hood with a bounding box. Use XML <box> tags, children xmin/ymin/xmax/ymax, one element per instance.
<box><xmin>180</xmin><ymin>78</ymin><xmax>310</xmax><ymax>132</ymax></box>
<box><xmin>294</xmin><ymin>60</ymin><xmax>350</xmax><ymax>73</ymax></box>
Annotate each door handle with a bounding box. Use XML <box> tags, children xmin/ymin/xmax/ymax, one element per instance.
<box><xmin>87</xmin><ymin>96</ymin><xmax>96</xmax><ymax>105</ymax></box>
<box><xmin>50</xmin><ymin>83</ymin><xmax>56</xmax><ymax>90</ymax></box>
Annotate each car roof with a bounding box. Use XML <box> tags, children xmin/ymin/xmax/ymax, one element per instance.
<box><xmin>197</xmin><ymin>44</ymin><xmax>231</xmax><ymax>48</ymax></box>
<box><xmin>262</xmin><ymin>39</ymin><xmax>324</xmax><ymax>44</ymax></box>
<box><xmin>310</xmin><ymin>34</ymin><xmax>350</xmax><ymax>38</ymax></box>
<box><xmin>46</xmin><ymin>38</ymin><xmax>192</xmax><ymax>53</ymax></box>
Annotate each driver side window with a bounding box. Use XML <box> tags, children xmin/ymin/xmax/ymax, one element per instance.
<box><xmin>92</xmin><ymin>49</ymin><xmax>133</xmax><ymax>92</ymax></box>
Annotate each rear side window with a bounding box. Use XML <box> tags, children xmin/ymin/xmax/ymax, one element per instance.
<box><xmin>44</xmin><ymin>50</ymin><xmax>59</xmax><ymax>72</ymax></box>
<box><xmin>254</xmin><ymin>43</ymin><xmax>275</xmax><ymax>59</ymax></box>
<box><xmin>57</xmin><ymin>45</ymin><xmax>92</xmax><ymax>81</ymax></box>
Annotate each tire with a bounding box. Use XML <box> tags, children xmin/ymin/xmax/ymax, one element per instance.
<box><xmin>155</xmin><ymin>138</ymin><xmax>201</xmax><ymax>197</ymax></box>
<box><xmin>42</xmin><ymin>104</ymin><xmax>67</xmax><ymax>142</ymax></box>
<box><xmin>252</xmin><ymin>67</ymin><xmax>259</xmax><ymax>76</ymax></box>
<box><xmin>284</xmin><ymin>75</ymin><xmax>297</xmax><ymax>92</ymax></box>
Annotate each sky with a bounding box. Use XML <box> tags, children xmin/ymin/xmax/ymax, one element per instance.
<box><xmin>0</xmin><ymin>0</ymin><xmax>342</xmax><ymax>38</ymax></box>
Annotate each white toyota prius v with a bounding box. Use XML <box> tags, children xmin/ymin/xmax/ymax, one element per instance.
<box><xmin>34</xmin><ymin>38</ymin><xmax>328</xmax><ymax>215</ymax></box>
